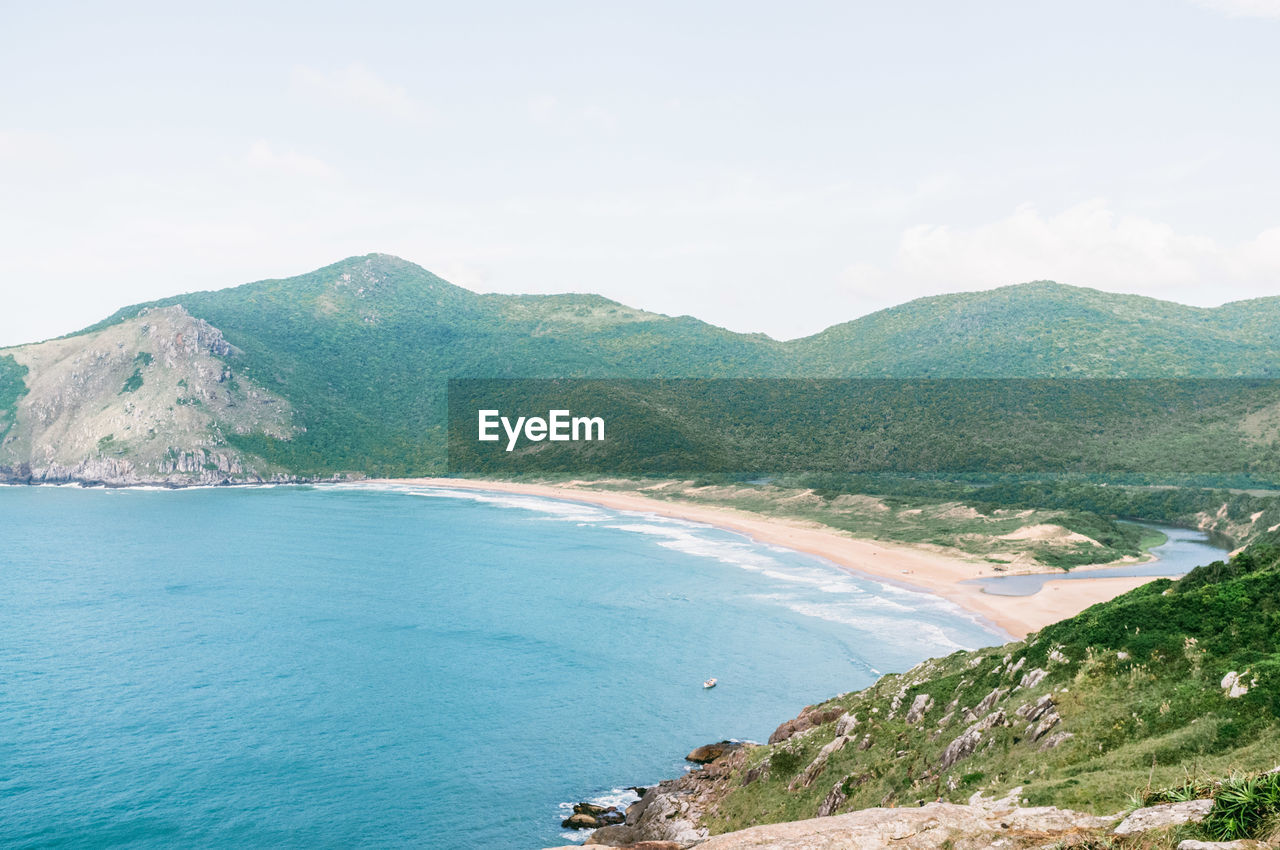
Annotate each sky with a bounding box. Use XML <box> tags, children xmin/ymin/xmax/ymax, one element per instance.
<box><xmin>2</xmin><ymin>0</ymin><xmax>1279</xmax><ymax>347</ymax></box>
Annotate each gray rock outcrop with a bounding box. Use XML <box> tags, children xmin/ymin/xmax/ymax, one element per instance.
<box><xmin>1112</xmin><ymin>799</ymin><xmax>1215</xmax><ymax>835</ymax></box>
<box><xmin>687</xmin><ymin>801</ymin><xmax>1115</xmax><ymax>850</ymax></box>
<box><xmin>905</xmin><ymin>694</ymin><xmax>934</xmax><ymax>725</ymax></box>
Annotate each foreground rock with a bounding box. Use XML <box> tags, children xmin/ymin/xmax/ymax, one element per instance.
<box><xmin>547</xmin><ymin>843</ymin><xmax>682</xmax><ymax>850</ymax></box>
<box><xmin>1112</xmin><ymin>798</ymin><xmax>1214</xmax><ymax>835</ymax></box>
<box><xmin>690</xmin><ymin>801</ymin><xmax>1116</xmax><ymax>849</ymax></box>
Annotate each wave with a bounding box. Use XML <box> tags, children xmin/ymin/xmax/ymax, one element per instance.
<box><xmin>555</xmin><ymin>786</ymin><xmax>643</xmax><ymax>843</ymax></box>
<box><xmin>400</xmin><ymin>486</ymin><xmax>616</xmax><ymax>523</ymax></box>
<box><xmin>331</xmin><ymin>482</ymin><xmax>1002</xmax><ymax>644</ymax></box>
<box><xmin>779</xmin><ymin>600</ymin><xmax>969</xmax><ymax>653</ymax></box>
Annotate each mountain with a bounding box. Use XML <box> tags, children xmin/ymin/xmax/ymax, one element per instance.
<box><xmin>0</xmin><ymin>306</ymin><xmax>295</xmax><ymax>485</ymax></box>
<box><xmin>790</xmin><ymin>281</ymin><xmax>1280</xmax><ymax>377</ymax></box>
<box><xmin>2</xmin><ymin>253</ymin><xmax>1280</xmax><ymax>485</ymax></box>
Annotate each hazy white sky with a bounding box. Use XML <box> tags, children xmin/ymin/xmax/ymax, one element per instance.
<box><xmin>2</xmin><ymin>0</ymin><xmax>1279</xmax><ymax>346</ymax></box>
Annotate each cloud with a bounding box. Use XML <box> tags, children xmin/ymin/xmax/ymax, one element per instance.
<box><xmin>524</xmin><ymin>93</ymin><xmax>618</xmax><ymax>133</ymax></box>
<box><xmin>243</xmin><ymin>141</ymin><xmax>335</xmax><ymax>178</ymax></box>
<box><xmin>842</xmin><ymin>200</ymin><xmax>1280</xmax><ymax>311</ymax></box>
<box><xmin>292</xmin><ymin>63</ymin><xmax>425</xmax><ymax>120</ymax></box>
<box><xmin>527</xmin><ymin>94</ymin><xmax>559</xmax><ymax>124</ymax></box>
<box><xmin>0</xmin><ymin>130</ymin><xmax>68</xmax><ymax>168</ymax></box>
<box><xmin>1189</xmin><ymin>0</ymin><xmax>1280</xmax><ymax>18</ymax></box>
<box><xmin>896</xmin><ymin>200</ymin><xmax>1217</xmax><ymax>290</ymax></box>
<box><xmin>1227</xmin><ymin>225</ymin><xmax>1280</xmax><ymax>281</ymax></box>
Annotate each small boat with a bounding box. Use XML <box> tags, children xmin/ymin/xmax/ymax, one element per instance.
<box><xmin>703</xmin><ymin>678</ymin><xmax>717</xmax><ymax>689</ymax></box>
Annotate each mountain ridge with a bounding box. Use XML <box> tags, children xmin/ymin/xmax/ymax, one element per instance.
<box><xmin>53</xmin><ymin>255</ymin><xmax>1280</xmax><ymax>350</ymax></box>
<box><xmin>3</xmin><ymin>253</ymin><xmax>1280</xmax><ymax>485</ymax></box>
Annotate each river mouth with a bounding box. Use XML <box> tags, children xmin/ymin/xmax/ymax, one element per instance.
<box><xmin>966</xmin><ymin>524</ymin><xmax>1230</xmax><ymax>597</ymax></box>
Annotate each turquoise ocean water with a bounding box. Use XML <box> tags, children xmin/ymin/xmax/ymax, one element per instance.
<box><xmin>0</xmin><ymin>484</ymin><xmax>1003</xmax><ymax>848</ymax></box>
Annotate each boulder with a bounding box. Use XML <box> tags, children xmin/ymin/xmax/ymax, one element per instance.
<box><xmin>562</xmin><ymin>812</ymin><xmax>600</xmax><ymax>829</ymax></box>
<box><xmin>1016</xmin><ymin>694</ymin><xmax>1055</xmax><ymax>723</ymax></box>
<box><xmin>940</xmin><ymin>711</ymin><xmax>1006</xmax><ymax>772</ymax></box>
<box><xmin>583</xmin><ymin>823</ymin><xmax>641</xmax><ymax>845</ymax></box>
<box><xmin>1177</xmin><ymin>840</ymin><xmax>1268</xmax><ymax>849</ymax></box>
<box><xmin>975</xmin><ymin>687</ymin><xmax>1007</xmax><ymax>715</ymax></box>
<box><xmin>574</xmin><ymin>802</ymin><xmax>609</xmax><ymax>816</ymax></box>
<box><xmin>686</xmin><ymin>740</ymin><xmax>742</xmax><ymax>764</ymax></box>
<box><xmin>1221</xmin><ymin>671</ymin><xmax>1253</xmax><ymax>698</ymax></box>
<box><xmin>905</xmin><ymin>694</ymin><xmax>934</xmax><ymax>725</ymax></box>
<box><xmin>692</xmin><ymin>801</ymin><xmax>1114</xmax><ymax>849</ymax></box>
<box><xmin>556</xmin><ymin>843</ymin><xmax>683</xmax><ymax>850</ymax></box>
<box><xmin>817</xmin><ymin>780</ymin><xmax>848</xmax><ymax>818</ymax></box>
<box><xmin>1028</xmin><ymin>710</ymin><xmax>1061</xmax><ymax>742</ymax></box>
<box><xmin>789</xmin><ymin>735</ymin><xmax>850</xmax><ymax>790</ymax></box>
<box><xmin>940</xmin><ymin>727</ymin><xmax>984</xmax><ymax>772</ymax></box>
<box><xmin>1039</xmin><ymin>731</ymin><xmax>1073</xmax><ymax>750</ymax></box>
<box><xmin>769</xmin><ymin>705</ymin><xmax>844</xmax><ymax>744</ymax></box>
<box><xmin>741</xmin><ymin>762</ymin><xmax>768</xmax><ymax>786</ymax></box>
<box><xmin>1017</xmin><ymin>668</ymin><xmax>1048</xmax><ymax>690</ymax></box>
<box><xmin>1112</xmin><ymin>799</ymin><xmax>1214</xmax><ymax>835</ymax></box>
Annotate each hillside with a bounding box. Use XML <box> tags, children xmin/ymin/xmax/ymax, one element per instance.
<box><xmin>583</xmin><ymin>533</ymin><xmax>1280</xmax><ymax>848</ymax></box>
<box><xmin>73</xmin><ymin>254</ymin><xmax>787</xmax><ymax>477</ymax></box>
<box><xmin>0</xmin><ymin>306</ymin><xmax>295</xmax><ymax>485</ymax></box>
<box><xmin>3</xmin><ymin>253</ymin><xmax>1280</xmax><ymax>486</ymax></box>
<box><xmin>791</xmin><ymin>281</ymin><xmax>1280</xmax><ymax>377</ymax></box>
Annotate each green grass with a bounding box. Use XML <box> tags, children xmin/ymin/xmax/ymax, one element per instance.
<box><xmin>120</xmin><ymin>368</ymin><xmax>143</xmax><ymax>394</ymax></box>
<box><xmin>1136</xmin><ymin>527</ymin><xmax>1169</xmax><ymax>551</ymax></box>
<box><xmin>564</xmin><ymin>479</ymin><xmax>1155</xmax><ymax>568</ymax></box>
<box><xmin>1200</xmin><ymin>771</ymin><xmax>1280</xmax><ymax>841</ymax></box>
<box><xmin>701</xmin><ymin>534</ymin><xmax>1280</xmax><ymax>835</ymax></box>
<box><xmin>0</xmin><ymin>354</ymin><xmax>29</xmax><ymax>440</ymax></box>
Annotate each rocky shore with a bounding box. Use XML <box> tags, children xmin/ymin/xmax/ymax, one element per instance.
<box><xmin>545</xmin><ymin>724</ymin><xmax>1254</xmax><ymax>850</ymax></box>
<box><xmin>0</xmin><ymin>463</ymin><xmax>319</xmax><ymax>488</ymax></box>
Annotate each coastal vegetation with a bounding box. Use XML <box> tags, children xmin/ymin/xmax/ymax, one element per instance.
<box><xmin>672</xmin><ymin>532</ymin><xmax>1280</xmax><ymax>844</ymax></box>
<box><xmin>0</xmin><ymin>353</ymin><xmax>27</xmax><ymax>440</ymax></box>
<box><xmin>530</xmin><ymin>478</ymin><xmax>1160</xmax><ymax>568</ymax></box>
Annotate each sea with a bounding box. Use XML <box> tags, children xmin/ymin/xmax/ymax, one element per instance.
<box><xmin>0</xmin><ymin>483</ymin><xmax>1076</xmax><ymax>848</ymax></box>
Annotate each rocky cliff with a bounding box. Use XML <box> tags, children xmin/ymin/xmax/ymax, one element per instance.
<box><xmin>0</xmin><ymin>305</ymin><xmax>301</xmax><ymax>486</ymax></box>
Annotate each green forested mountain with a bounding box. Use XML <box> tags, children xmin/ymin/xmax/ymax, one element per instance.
<box><xmin>4</xmin><ymin>253</ymin><xmax>1280</xmax><ymax>482</ymax></box>
<box><xmin>791</xmin><ymin>281</ymin><xmax>1280</xmax><ymax>377</ymax></box>
<box><xmin>76</xmin><ymin>255</ymin><xmax>788</xmax><ymax>474</ymax></box>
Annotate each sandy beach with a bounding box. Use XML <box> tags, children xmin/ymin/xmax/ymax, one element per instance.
<box><xmin>364</xmin><ymin>477</ymin><xmax>1166</xmax><ymax>639</ymax></box>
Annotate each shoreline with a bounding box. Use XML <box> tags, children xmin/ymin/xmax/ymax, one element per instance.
<box><xmin>364</xmin><ymin>477</ymin><xmax>1170</xmax><ymax>639</ymax></box>
<box><xmin>2</xmin><ymin>473</ymin><xmax>1184</xmax><ymax>639</ymax></box>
